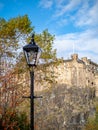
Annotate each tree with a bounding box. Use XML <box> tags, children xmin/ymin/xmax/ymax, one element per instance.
<box><xmin>0</xmin><ymin>15</ymin><xmax>33</xmax><ymax>130</ymax></box>
<box><xmin>0</xmin><ymin>15</ymin><xmax>33</xmax><ymax>76</ymax></box>
<box><xmin>0</xmin><ymin>15</ymin><xmax>33</xmax><ymax>56</ymax></box>
<box><xmin>35</xmin><ymin>29</ymin><xmax>57</xmax><ymax>63</ymax></box>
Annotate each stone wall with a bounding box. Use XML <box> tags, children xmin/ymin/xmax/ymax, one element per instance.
<box><xmin>35</xmin><ymin>54</ymin><xmax>98</xmax><ymax>96</ymax></box>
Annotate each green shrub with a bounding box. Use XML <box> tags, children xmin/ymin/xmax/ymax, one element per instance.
<box><xmin>84</xmin><ymin>104</ymin><xmax>98</xmax><ymax>130</ymax></box>
<box><xmin>0</xmin><ymin>109</ymin><xmax>30</xmax><ymax>130</ymax></box>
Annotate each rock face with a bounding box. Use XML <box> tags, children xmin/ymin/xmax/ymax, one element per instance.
<box><xmin>35</xmin><ymin>84</ymin><xmax>95</xmax><ymax>130</ymax></box>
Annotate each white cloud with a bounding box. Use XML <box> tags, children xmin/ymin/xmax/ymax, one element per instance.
<box><xmin>39</xmin><ymin>0</ymin><xmax>98</xmax><ymax>28</ymax></box>
<box><xmin>39</xmin><ymin>0</ymin><xmax>53</xmax><ymax>8</ymax></box>
<box><xmin>56</xmin><ymin>18</ymin><xmax>68</xmax><ymax>26</ymax></box>
<box><xmin>75</xmin><ymin>0</ymin><xmax>98</xmax><ymax>27</ymax></box>
<box><xmin>54</xmin><ymin>29</ymin><xmax>98</xmax><ymax>62</ymax></box>
<box><xmin>55</xmin><ymin>0</ymin><xmax>82</xmax><ymax>17</ymax></box>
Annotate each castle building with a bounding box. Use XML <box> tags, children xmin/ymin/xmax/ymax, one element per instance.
<box><xmin>35</xmin><ymin>54</ymin><xmax>98</xmax><ymax>96</ymax></box>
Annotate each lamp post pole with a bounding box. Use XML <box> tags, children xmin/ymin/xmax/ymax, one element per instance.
<box><xmin>30</xmin><ymin>68</ymin><xmax>34</xmax><ymax>130</ymax></box>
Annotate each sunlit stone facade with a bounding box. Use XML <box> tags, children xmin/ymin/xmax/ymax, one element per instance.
<box><xmin>35</xmin><ymin>54</ymin><xmax>98</xmax><ymax>96</ymax></box>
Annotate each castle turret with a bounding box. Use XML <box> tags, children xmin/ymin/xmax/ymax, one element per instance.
<box><xmin>71</xmin><ymin>54</ymin><xmax>78</xmax><ymax>61</ymax></box>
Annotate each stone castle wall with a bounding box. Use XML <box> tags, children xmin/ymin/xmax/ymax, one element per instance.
<box><xmin>35</xmin><ymin>54</ymin><xmax>98</xmax><ymax>96</ymax></box>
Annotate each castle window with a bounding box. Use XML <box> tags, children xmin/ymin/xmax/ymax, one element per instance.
<box><xmin>91</xmin><ymin>82</ymin><xmax>94</xmax><ymax>85</ymax></box>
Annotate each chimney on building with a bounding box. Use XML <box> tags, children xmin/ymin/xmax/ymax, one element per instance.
<box><xmin>81</xmin><ymin>57</ymin><xmax>88</xmax><ymax>62</ymax></box>
<box><xmin>81</xmin><ymin>57</ymin><xmax>91</xmax><ymax>64</ymax></box>
<box><xmin>71</xmin><ymin>54</ymin><xmax>78</xmax><ymax>60</ymax></box>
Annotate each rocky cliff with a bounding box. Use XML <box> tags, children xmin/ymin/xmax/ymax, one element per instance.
<box><xmin>35</xmin><ymin>84</ymin><xmax>95</xmax><ymax>130</ymax></box>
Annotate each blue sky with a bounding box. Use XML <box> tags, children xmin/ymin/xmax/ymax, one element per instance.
<box><xmin>0</xmin><ymin>0</ymin><xmax>98</xmax><ymax>62</ymax></box>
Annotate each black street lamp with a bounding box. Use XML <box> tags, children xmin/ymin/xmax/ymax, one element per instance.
<box><xmin>23</xmin><ymin>34</ymin><xmax>42</xmax><ymax>130</ymax></box>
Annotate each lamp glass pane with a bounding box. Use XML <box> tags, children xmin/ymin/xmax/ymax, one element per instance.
<box><xmin>36</xmin><ymin>48</ymin><xmax>42</xmax><ymax>65</ymax></box>
<box><xmin>27</xmin><ymin>51</ymin><xmax>37</xmax><ymax>65</ymax></box>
